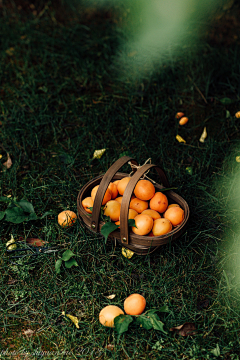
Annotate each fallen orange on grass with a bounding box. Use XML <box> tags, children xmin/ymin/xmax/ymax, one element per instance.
<box><xmin>58</xmin><ymin>210</ymin><xmax>77</xmax><ymax>228</ymax></box>
<box><xmin>99</xmin><ymin>305</ymin><xmax>124</xmax><ymax>328</ymax></box>
<box><xmin>124</xmin><ymin>294</ymin><xmax>146</xmax><ymax>315</ymax></box>
<box><xmin>134</xmin><ymin>179</ymin><xmax>155</xmax><ymax>201</ymax></box>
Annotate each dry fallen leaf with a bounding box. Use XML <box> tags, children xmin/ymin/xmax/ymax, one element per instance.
<box><xmin>62</xmin><ymin>311</ymin><xmax>79</xmax><ymax>329</ymax></box>
<box><xmin>170</xmin><ymin>322</ymin><xmax>197</xmax><ymax>336</ymax></box>
<box><xmin>122</xmin><ymin>247</ymin><xmax>134</xmax><ymax>259</ymax></box>
<box><xmin>8</xmin><ymin>278</ymin><xmax>17</xmax><ymax>285</ymax></box>
<box><xmin>105</xmin><ymin>294</ymin><xmax>116</xmax><ymax>300</ymax></box>
<box><xmin>199</xmin><ymin>127</ymin><xmax>207</xmax><ymax>143</ymax></box>
<box><xmin>3</xmin><ymin>153</ymin><xmax>12</xmax><ymax>169</ymax></box>
<box><xmin>6</xmin><ymin>235</ymin><xmax>17</xmax><ymax>250</ymax></box>
<box><xmin>26</xmin><ymin>238</ymin><xmax>46</xmax><ymax>247</ymax></box>
<box><xmin>5</xmin><ymin>47</ymin><xmax>15</xmax><ymax>56</ymax></box>
<box><xmin>176</xmin><ymin>135</ymin><xmax>186</xmax><ymax>143</ymax></box>
<box><xmin>23</xmin><ymin>329</ymin><xmax>34</xmax><ymax>337</ymax></box>
<box><xmin>92</xmin><ymin>149</ymin><xmax>106</xmax><ymax>159</ymax></box>
<box><xmin>106</xmin><ymin>344</ymin><xmax>115</xmax><ymax>351</ymax></box>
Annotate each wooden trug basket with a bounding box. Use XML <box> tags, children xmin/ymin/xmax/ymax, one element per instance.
<box><xmin>77</xmin><ymin>156</ymin><xmax>190</xmax><ymax>255</ymax></box>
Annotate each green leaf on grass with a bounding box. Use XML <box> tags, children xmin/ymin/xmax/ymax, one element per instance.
<box><xmin>40</xmin><ymin>211</ymin><xmax>54</xmax><ymax>219</ymax></box>
<box><xmin>145</xmin><ymin>306</ymin><xmax>170</xmax><ymax>315</ymax></box>
<box><xmin>128</xmin><ymin>219</ymin><xmax>137</xmax><ymax>228</ymax></box>
<box><xmin>210</xmin><ymin>343</ymin><xmax>220</xmax><ymax>357</ymax></box>
<box><xmin>219</xmin><ymin>97</ymin><xmax>233</xmax><ymax>105</ymax></box>
<box><xmin>65</xmin><ymin>258</ymin><xmax>78</xmax><ymax>268</ymax></box>
<box><xmin>136</xmin><ymin>315</ymin><xmax>153</xmax><ymax>330</ymax></box>
<box><xmin>186</xmin><ymin>167</ymin><xmax>193</xmax><ymax>175</ymax></box>
<box><xmin>27</xmin><ymin>212</ymin><xmax>38</xmax><ymax>221</ymax></box>
<box><xmin>114</xmin><ymin>314</ymin><xmax>133</xmax><ymax>335</ymax></box>
<box><xmin>18</xmin><ymin>200</ymin><xmax>35</xmax><ymax>213</ymax></box>
<box><xmin>62</xmin><ymin>249</ymin><xmax>75</xmax><ymax>261</ymax></box>
<box><xmin>5</xmin><ymin>207</ymin><xmax>28</xmax><ymax>224</ymax></box>
<box><xmin>100</xmin><ymin>222</ymin><xmax>119</xmax><ymax>243</ymax></box>
<box><xmin>0</xmin><ymin>197</ymin><xmax>11</xmax><ymax>203</ymax></box>
<box><xmin>148</xmin><ymin>313</ymin><xmax>167</xmax><ymax>333</ymax></box>
<box><xmin>55</xmin><ymin>259</ymin><xmax>62</xmax><ymax>274</ymax></box>
<box><xmin>158</xmin><ymin>305</ymin><xmax>171</xmax><ymax>313</ymax></box>
<box><xmin>0</xmin><ymin>211</ymin><xmax>5</xmax><ymax>221</ymax></box>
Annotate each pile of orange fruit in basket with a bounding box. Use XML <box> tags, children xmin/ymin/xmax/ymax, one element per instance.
<box><xmin>82</xmin><ymin>178</ymin><xmax>184</xmax><ymax>236</ymax></box>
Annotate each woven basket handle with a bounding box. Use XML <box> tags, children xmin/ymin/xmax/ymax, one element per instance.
<box><xmin>120</xmin><ymin>163</ymin><xmax>170</xmax><ymax>245</ymax></box>
<box><xmin>91</xmin><ymin>156</ymin><xmax>138</xmax><ymax>232</ymax></box>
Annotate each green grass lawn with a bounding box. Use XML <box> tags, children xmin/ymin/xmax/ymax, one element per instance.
<box><xmin>1</xmin><ymin>1</ymin><xmax>240</xmax><ymax>359</ymax></box>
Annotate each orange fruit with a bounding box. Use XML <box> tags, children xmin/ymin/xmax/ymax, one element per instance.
<box><xmin>129</xmin><ymin>198</ymin><xmax>148</xmax><ymax>214</ymax></box>
<box><xmin>134</xmin><ymin>179</ymin><xmax>155</xmax><ymax>201</ymax></box>
<box><xmin>108</xmin><ymin>182</ymin><xmax>118</xmax><ymax>199</ymax></box>
<box><xmin>117</xmin><ymin>177</ymin><xmax>131</xmax><ymax>195</ymax></box>
<box><xmin>152</xmin><ymin>218</ymin><xmax>172</xmax><ymax>236</ymax></box>
<box><xmin>175</xmin><ymin>112</ymin><xmax>185</xmax><ymax>119</ymax></box>
<box><xmin>99</xmin><ymin>305</ymin><xmax>124</xmax><ymax>328</ymax></box>
<box><xmin>58</xmin><ymin>210</ymin><xmax>77</xmax><ymax>228</ymax></box>
<box><xmin>104</xmin><ymin>200</ymin><xmax>121</xmax><ymax>222</ymax></box>
<box><xmin>124</xmin><ymin>294</ymin><xmax>146</xmax><ymax>315</ymax></box>
<box><xmin>164</xmin><ymin>206</ymin><xmax>184</xmax><ymax>226</ymax></box>
<box><xmin>116</xmin><ymin>208</ymin><xmax>138</xmax><ymax>226</ymax></box>
<box><xmin>167</xmin><ymin>203</ymin><xmax>180</xmax><ymax>209</ymax></box>
<box><xmin>91</xmin><ymin>185</ymin><xmax>112</xmax><ymax>205</ymax></box>
<box><xmin>81</xmin><ymin>197</ymin><xmax>94</xmax><ymax>214</ymax></box>
<box><xmin>150</xmin><ymin>192</ymin><xmax>168</xmax><ymax>213</ymax></box>
<box><xmin>132</xmin><ymin>214</ymin><xmax>153</xmax><ymax>235</ymax></box>
<box><xmin>179</xmin><ymin>117</ymin><xmax>188</xmax><ymax>125</ymax></box>
<box><xmin>141</xmin><ymin>209</ymin><xmax>161</xmax><ymax>220</ymax></box>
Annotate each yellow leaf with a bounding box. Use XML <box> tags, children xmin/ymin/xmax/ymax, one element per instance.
<box><xmin>3</xmin><ymin>153</ymin><xmax>12</xmax><ymax>169</ymax></box>
<box><xmin>92</xmin><ymin>149</ymin><xmax>106</xmax><ymax>159</ymax></box>
<box><xmin>199</xmin><ymin>127</ymin><xmax>207</xmax><ymax>143</ymax></box>
<box><xmin>122</xmin><ymin>247</ymin><xmax>134</xmax><ymax>259</ymax></box>
<box><xmin>176</xmin><ymin>135</ymin><xmax>186</xmax><ymax>143</ymax></box>
<box><xmin>6</xmin><ymin>235</ymin><xmax>17</xmax><ymax>250</ymax></box>
<box><xmin>62</xmin><ymin>311</ymin><xmax>79</xmax><ymax>329</ymax></box>
<box><xmin>106</xmin><ymin>294</ymin><xmax>116</xmax><ymax>299</ymax></box>
<box><xmin>0</xmin><ymin>154</ymin><xmax>2</xmax><ymax>159</ymax></box>
<box><xmin>236</xmin><ymin>156</ymin><xmax>240</xmax><ymax>163</ymax></box>
<box><xmin>5</xmin><ymin>47</ymin><xmax>15</xmax><ymax>56</ymax></box>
